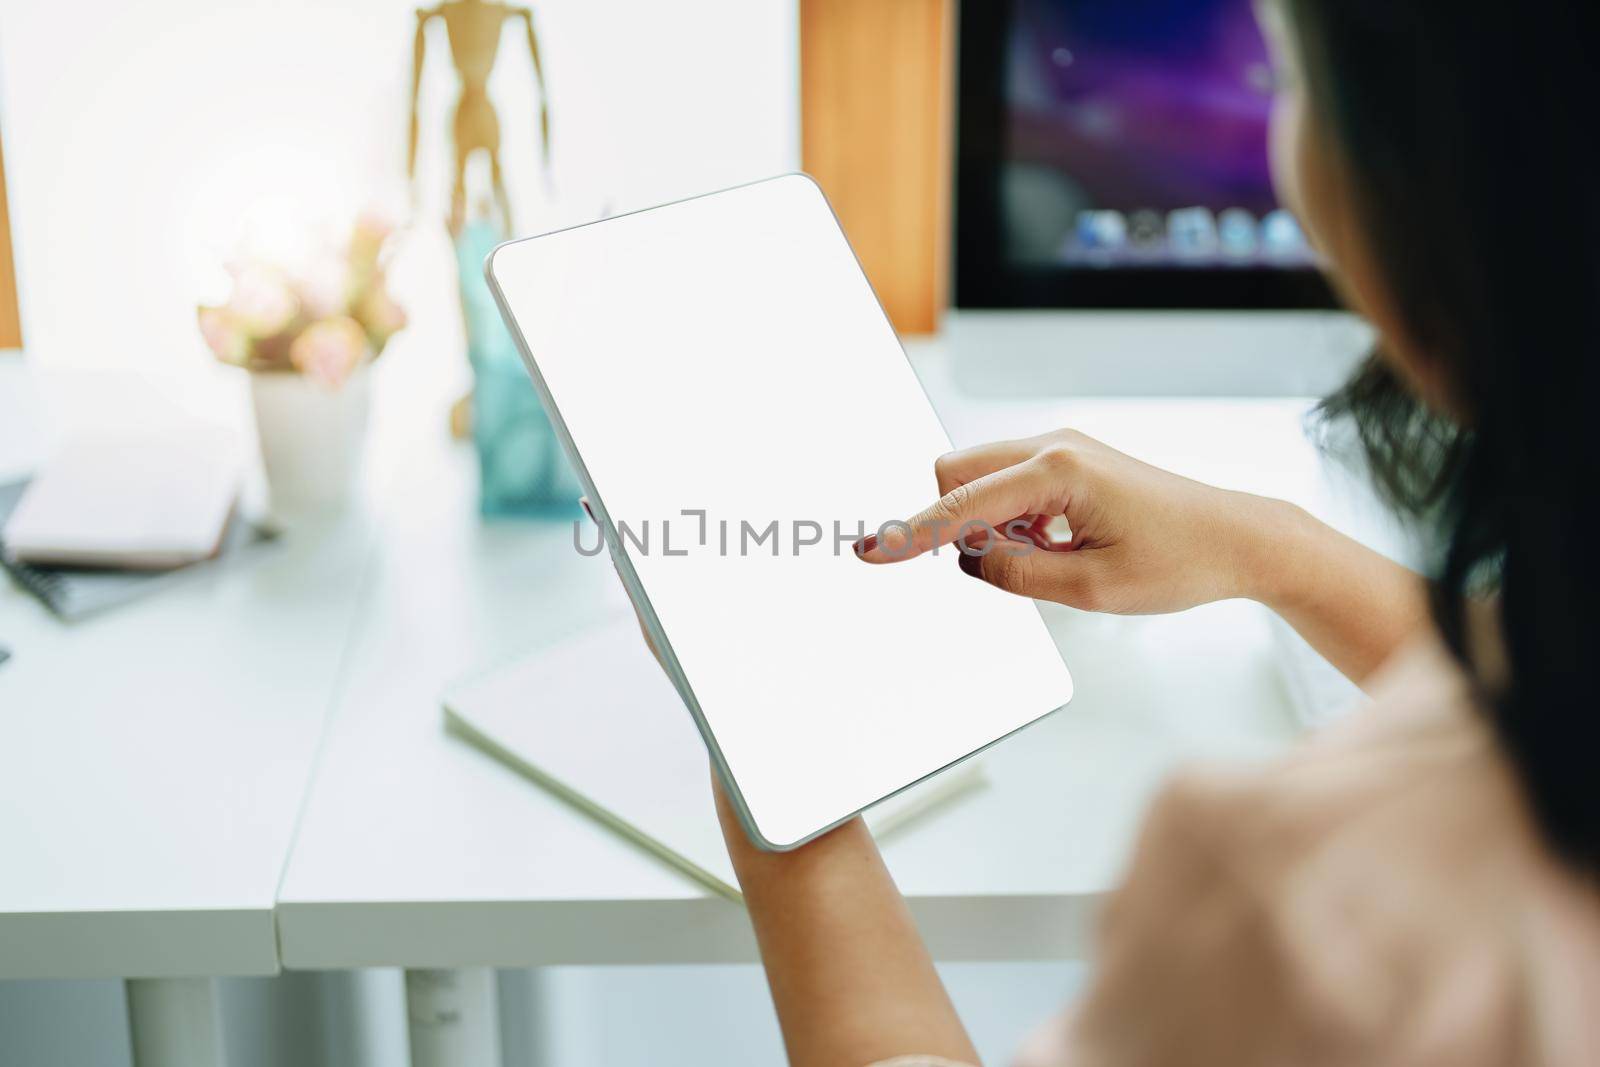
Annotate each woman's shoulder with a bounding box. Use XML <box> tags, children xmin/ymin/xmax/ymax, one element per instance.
<box><xmin>1176</xmin><ymin>636</ymin><xmax>1510</xmax><ymax>867</ymax></box>
<box><xmin>1151</xmin><ymin>635</ymin><xmax>1515</xmax><ymax>865</ymax></box>
<box><xmin>1065</xmin><ymin>636</ymin><xmax>1600</xmax><ymax>1066</ymax></box>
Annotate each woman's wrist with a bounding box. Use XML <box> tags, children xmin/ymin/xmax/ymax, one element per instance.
<box><xmin>713</xmin><ymin>771</ymin><xmax>872</xmax><ymax>889</ymax></box>
<box><xmin>1224</xmin><ymin>492</ymin><xmax>1430</xmax><ymax>683</ymax></box>
<box><xmin>709</xmin><ymin>772</ymin><xmax>979</xmax><ymax>1066</ymax></box>
<box><xmin>1226</xmin><ymin>493</ymin><xmax>1318</xmax><ymax>610</ymax></box>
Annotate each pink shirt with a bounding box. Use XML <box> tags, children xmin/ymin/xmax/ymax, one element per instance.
<box><xmin>888</xmin><ymin>638</ymin><xmax>1600</xmax><ymax>1066</ymax></box>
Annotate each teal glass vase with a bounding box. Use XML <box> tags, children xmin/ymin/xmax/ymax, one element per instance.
<box><xmin>455</xmin><ymin>221</ymin><xmax>583</xmax><ymax>518</ymax></box>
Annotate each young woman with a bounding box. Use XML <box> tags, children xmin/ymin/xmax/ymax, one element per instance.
<box><xmin>638</xmin><ymin>1</ymin><xmax>1600</xmax><ymax>1062</ymax></box>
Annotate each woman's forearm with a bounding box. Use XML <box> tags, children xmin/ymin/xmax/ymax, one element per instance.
<box><xmin>717</xmin><ymin>788</ymin><xmax>979</xmax><ymax>1067</ymax></box>
<box><xmin>1235</xmin><ymin>496</ymin><xmax>1430</xmax><ymax>685</ymax></box>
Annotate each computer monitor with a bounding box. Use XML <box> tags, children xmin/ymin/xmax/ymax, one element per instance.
<box><xmin>954</xmin><ymin>0</ymin><xmax>1335</xmax><ymax>312</ymax></box>
<box><xmin>944</xmin><ymin>0</ymin><xmax>1362</xmax><ymax>397</ymax></box>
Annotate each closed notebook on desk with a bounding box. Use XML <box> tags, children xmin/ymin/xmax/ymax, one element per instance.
<box><xmin>3</xmin><ymin>436</ymin><xmax>240</xmax><ymax>568</ymax></box>
<box><xmin>442</xmin><ymin>620</ymin><xmax>986</xmax><ymax>901</ymax></box>
<box><xmin>0</xmin><ymin>480</ymin><xmax>278</xmax><ymax>621</ymax></box>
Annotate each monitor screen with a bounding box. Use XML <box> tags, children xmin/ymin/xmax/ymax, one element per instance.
<box><xmin>956</xmin><ymin>0</ymin><xmax>1334</xmax><ymax>309</ymax></box>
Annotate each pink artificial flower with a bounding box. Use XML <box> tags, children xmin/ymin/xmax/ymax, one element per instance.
<box><xmin>227</xmin><ymin>263</ymin><xmax>299</xmax><ymax>336</ymax></box>
<box><xmin>296</xmin><ymin>255</ymin><xmax>352</xmax><ymax>319</ymax></box>
<box><xmin>197</xmin><ymin>306</ymin><xmax>248</xmax><ymax>365</ymax></box>
<box><xmin>289</xmin><ymin>316</ymin><xmax>370</xmax><ymax>390</ymax></box>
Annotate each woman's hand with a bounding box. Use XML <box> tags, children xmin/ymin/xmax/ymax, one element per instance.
<box><xmin>855</xmin><ymin>428</ymin><xmax>1286</xmax><ymax>615</ymax></box>
<box><xmin>856</xmin><ymin>429</ymin><xmax>1431</xmax><ymax>683</ymax></box>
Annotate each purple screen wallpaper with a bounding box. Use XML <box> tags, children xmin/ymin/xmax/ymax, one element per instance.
<box><xmin>1004</xmin><ymin>0</ymin><xmax>1315</xmax><ymax>268</ymax></box>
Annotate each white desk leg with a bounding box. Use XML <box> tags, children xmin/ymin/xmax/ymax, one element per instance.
<box><xmin>405</xmin><ymin>967</ymin><xmax>502</xmax><ymax>1067</ymax></box>
<box><xmin>125</xmin><ymin>977</ymin><xmax>226</xmax><ymax>1067</ymax></box>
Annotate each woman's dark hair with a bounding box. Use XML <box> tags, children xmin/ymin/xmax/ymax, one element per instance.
<box><xmin>1287</xmin><ymin>1</ymin><xmax>1599</xmax><ymax>868</ymax></box>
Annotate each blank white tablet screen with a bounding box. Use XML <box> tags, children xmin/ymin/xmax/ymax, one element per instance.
<box><xmin>488</xmin><ymin>175</ymin><xmax>1073</xmax><ymax>848</ymax></box>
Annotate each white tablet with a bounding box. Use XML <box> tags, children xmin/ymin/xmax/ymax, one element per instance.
<box><xmin>486</xmin><ymin>174</ymin><xmax>1073</xmax><ymax>850</ymax></box>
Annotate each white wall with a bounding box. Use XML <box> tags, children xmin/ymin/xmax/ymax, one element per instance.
<box><xmin>0</xmin><ymin>0</ymin><xmax>798</xmax><ymax>375</ymax></box>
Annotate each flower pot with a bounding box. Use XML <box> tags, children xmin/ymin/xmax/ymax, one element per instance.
<box><xmin>249</xmin><ymin>367</ymin><xmax>371</xmax><ymax>512</ymax></box>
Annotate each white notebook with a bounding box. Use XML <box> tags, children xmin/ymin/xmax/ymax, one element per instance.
<box><xmin>442</xmin><ymin>619</ymin><xmax>987</xmax><ymax>901</ymax></box>
<box><xmin>3</xmin><ymin>434</ymin><xmax>240</xmax><ymax>569</ymax></box>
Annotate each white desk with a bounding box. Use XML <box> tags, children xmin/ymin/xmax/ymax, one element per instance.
<box><xmin>0</xmin><ymin>361</ymin><xmax>378</xmax><ymax>1064</ymax></box>
<box><xmin>275</xmin><ymin>338</ymin><xmax>1394</xmax><ymax>973</ymax></box>
<box><xmin>1</xmin><ymin>341</ymin><xmax>1395</xmax><ymax>1065</ymax></box>
<box><xmin>0</xmin><ymin>512</ymin><xmax>375</xmax><ymax>978</ymax></box>
<box><xmin>0</xmin><ymin>361</ymin><xmax>374</xmax><ymax>980</ymax></box>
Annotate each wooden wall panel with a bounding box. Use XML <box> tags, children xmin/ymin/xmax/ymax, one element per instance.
<box><xmin>801</xmin><ymin>0</ymin><xmax>950</xmax><ymax>336</ymax></box>
<box><xmin>0</xmin><ymin>123</ymin><xmax>19</xmax><ymax>349</ymax></box>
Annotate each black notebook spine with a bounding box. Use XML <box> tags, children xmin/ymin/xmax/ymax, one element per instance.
<box><xmin>0</xmin><ymin>546</ymin><xmax>69</xmax><ymax>617</ymax></box>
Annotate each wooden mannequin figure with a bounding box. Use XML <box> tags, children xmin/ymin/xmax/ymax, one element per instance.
<box><xmin>409</xmin><ymin>0</ymin><xmax>551</xmax><ymax>238</ymax></box>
